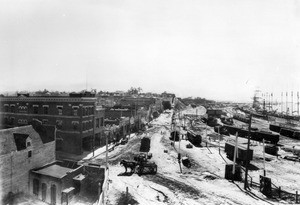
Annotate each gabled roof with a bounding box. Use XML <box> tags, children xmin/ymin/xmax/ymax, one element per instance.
<box><xmin>0</xmin><ymin>125</ymin><xmax>46</xmax><ymax>155</ymax></box>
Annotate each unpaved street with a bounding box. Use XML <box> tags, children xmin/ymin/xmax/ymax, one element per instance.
<box><xmin>92</xmin><ymin>110</ymin><xmax>296</xmax><ymax>205</ymax></box>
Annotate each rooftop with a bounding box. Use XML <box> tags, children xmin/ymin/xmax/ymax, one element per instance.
<box><xmin>33</xmin><ymin>164</ymin><xmax>73</xmax><ymax>178</ymax></box>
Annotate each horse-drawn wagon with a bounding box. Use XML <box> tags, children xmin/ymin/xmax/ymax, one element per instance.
<box><xmin>120</xmin><ymin>152</ymin><xmax>157</xmax><ymax>175</ymax></box>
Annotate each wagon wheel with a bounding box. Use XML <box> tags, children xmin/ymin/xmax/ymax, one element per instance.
<box><xmin>138</xmin><ymin>166</ymin><xmax>144</xmax><ymax>175</ymax></box>
<box><xmin>135</xmin><ymin>165</ymin><xmax>140</xmax><ymax>173</ymax></box>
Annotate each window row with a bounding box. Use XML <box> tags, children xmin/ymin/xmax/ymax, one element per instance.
<box><xmin>2</xmin><ymin>104</ymin><xmax>93</xmax><ymax>116</ymax></box>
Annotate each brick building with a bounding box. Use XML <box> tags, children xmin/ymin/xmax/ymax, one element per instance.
<box><xmin>0</xmin><ymin>93</ymin><xmax>105</xmax><ymax>155</ymax></box>
<box><xmin>118</xmin><ymin>97</ymin><xmax>156</xmax><ymax>109</ymax></box>
<box><xmin>0</xmin><ymin>124</ymin><xmax>56</xmax><ymax>202</ymax></box>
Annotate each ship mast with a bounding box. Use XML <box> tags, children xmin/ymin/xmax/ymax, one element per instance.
<box><xmin>291</xmin><ymin>91</ymin><xmax>293</xmax><ymax>116</ymax></box>
<box><xmin>281</xmin><ymin>92</ymin><xmax>283</xmax><ymax>113</ymax></box>
<box><xmin>286</xmin><ymin>91</ymin><xmax>288</xmax><ymax>115</ymax></box>
<box><xmin>297</xmin><ymin>91</ymin><xmax>299</xmax><ymax>116</ymax></box>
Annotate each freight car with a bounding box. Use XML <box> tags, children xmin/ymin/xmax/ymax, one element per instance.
<box><xmin>186</xmin><ymin>129</ymin><xmax>202</xmax><ymax>147</ymax></box>
<box><xmin>223</xmin><ymin>125</ymin><xmax>253</xmax><ymax>137</ymax></box>
<box><xmin>293</xmin><ymin>131</ymin><xmax>300</xmax><ymax>140</ymax></box>
<box><xmin>222</xmin><ymin>125</ymin><xmax>279</xmax><ymax>144</ymax></box>
<box><xmin>252</xmin><ymin>131</ymin><xmax>280</xmax><ymax>144</ymax></box>
<box><xmin>265</xmin><ymin>145</ymin><xmax>278</xmax><ymax>156</ymax></box>
<box><xmin>270</xmin><ymin>124</ymin><xmax>300</xmax><ymax>140</ymax></box>
<box><xmin>225</xmin><ymin>142</ymin><xmax>253</xmax><ymax>164</ymax></box>
<box><xmin>233</xmin><ymin>114</ymin><xmax>250</xmax><ymax>123</ymax></box>
<box><xmin>221</xmin><ymin>116</ymin><xmax>234</xmax><ymax>125</ymax></box>
<box><xmin>280</xmin><ymin>128</ymin><xmax>295</xmax><ymax>138</ymax></box>
<box><xmin>214</xmin><ymin>126</ymin><xmax>229</xmax><ymax>136</ymax></box>
<box><xmin>170</xmin><ymin>130</ymin><xmax>180</xmax><ymax>141</ymax></box>
<box><xmin>269</xmin><ymin>124</ymin><xmax>281</xmax><ymax>133</ymax></box>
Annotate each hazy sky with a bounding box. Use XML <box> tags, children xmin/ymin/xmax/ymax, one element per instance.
<box><xmin>1</xmin><ymin>0</ymin><xmax>300</xmax><ymax>102</ymax></box>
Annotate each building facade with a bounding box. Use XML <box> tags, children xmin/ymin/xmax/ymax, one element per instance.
<box><xmin>0</xmin><ymin>125</ymin><xmax>56</xmax><ymax>202</ymax></box>
<box><xmin>0</xmin><ymin>94</ymin><xmax>105</xmax><ymax>155</ymax></box>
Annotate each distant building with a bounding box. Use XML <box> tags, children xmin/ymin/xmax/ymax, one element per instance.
<box><xmin>0</xmin><ymin>93</ymin><xmax>105</xmax><ymax>155</ymax></box>
<box><xmin>0</xmin><ymin>124</ymin><xmax>56</xmax><ymax>202</ymax></box>
<box><xmin>118</xmin><ymin>97</ymin><xmax>156</xmax><ymax>109</ymax></box>
<box><xmin>207</xmin><ymin>109</ymin><xmax>224</xmax><ymax>118</ymax></box>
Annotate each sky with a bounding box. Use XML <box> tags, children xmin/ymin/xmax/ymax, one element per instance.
<box><xmin>0</xmin><ymin>0</ymin><xmax>300</xmax><ymax>102</ymax></box>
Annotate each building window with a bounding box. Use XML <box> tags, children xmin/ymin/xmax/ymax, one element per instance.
<box><xmin>72</xmin><ymin>121</ymin><xmax>79</xmax><ymax>130</ymax></box>
<box><xmin>73</xmin><ymin>107</ymin><xmax>78</xmax><ymax>116</ymax></box>
<box><xmin>27</xmin><ymin>141</ymin><xmax>31</xmax><ymax>147</ymax></box>
<box><xmin>33</xmin><ymin>105</ymin><xmax>39</xmax><ymax>114</ymax></box>
<box><xmin>33</xmin><ymin>179</ymin><xmax>39</xmax><ymax>196</ymax></box>
<box><xmin>18</xmin><ymin>119</ymin><xmax>28</xmax><ymax>125</ymax></box>
<box><xmin>28</xmin><ymin>150</ymin><xmax>32</xmax><ymax>158</ymax></box>
<box><xmin>100</xmin><ymin>117</ymin><xmax>104</xmax><ymax>126</ymax></box>
<box><xmin>10</xmin><ymin>105</ymin><xmax>15</xmax><ymax>113</ymax></box>
<box><xmin>10</xmin><ymin>117</ymin><xmax>15</xmax><ymax>125</ymax></box>
<box><xmin>4</xmin><ymin>117</ymin><xmax>9</xmax><ymax>124</ymax></box>
<box><xmin>4</xmin><ymin>104</ymin><xmax>9</xmax><ymax>112</ymax></box>
<box><xmin>56</xmin><ymin>120</ymin><xmax>63</xmax><ymax>129</ymax></box>
<box><xmin>57</xmin><ymin>106</ymin><xmax>63</xmax><ymax>115</ymax></box>
<box><xmin>42</xmin><ymin>183</ymin><xmax>47</xmax><ymax>202</ymax></box>
<box><xmin>96</xmin><ymin>118</ymin><xmax>100</xmax><ymax>128</ymax></box>
<box><xmin>42</xmin><ymin>119</ymin><xmax>48</xmax><ymax>124</ymax></box>
<box><xmin>18</xmin><ymin>106</ymin><xmax>28</xmax><ymax>113</ymax></box>
<box><xmin>43</xmin><ymin>106</ymin><xmax>49</xmax><ymax>114</ymax></box>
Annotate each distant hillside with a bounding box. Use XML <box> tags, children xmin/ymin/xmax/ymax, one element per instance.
<box><xmin>181</xmin><ymin>97</ymin><xmax>215</xmax><ymax>107</ymax></box>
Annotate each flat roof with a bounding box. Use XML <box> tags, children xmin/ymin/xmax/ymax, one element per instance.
<box><xmin>33</xmin><ymin>164</ymin><xmax>73</xmax><ymax>178</ymax></box>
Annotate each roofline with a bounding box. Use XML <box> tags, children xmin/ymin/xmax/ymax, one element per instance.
<box><xmin>0</xmin><ymin>96</ymin><xmax>97</xmax><ymax>102</ymax></box>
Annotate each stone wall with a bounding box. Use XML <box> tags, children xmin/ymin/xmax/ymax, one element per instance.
<box><xmin>0</xmin><ymin>140</ymin><xmax>55</xmax><ymax>201</ymax></box>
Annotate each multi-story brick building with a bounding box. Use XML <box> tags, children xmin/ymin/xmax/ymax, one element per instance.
<box><xmin>0</xmin><ymin>93</ymin><xmax>105</xmax><ymax>155</ymax></box>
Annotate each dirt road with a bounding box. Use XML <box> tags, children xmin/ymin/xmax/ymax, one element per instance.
<box><xmin>98</xmin><ymin>110</ymin><xmax>285</xmax><ymax>204</ymax></box>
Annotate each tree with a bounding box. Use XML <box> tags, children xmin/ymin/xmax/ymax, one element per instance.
<box><xmin>127</xmin><ymin>87</ymin><xmax>143</xmax><ymax>95</ymax></box>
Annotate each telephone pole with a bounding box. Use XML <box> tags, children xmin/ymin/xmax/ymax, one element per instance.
<box><xmin>244</xmin><ymin>114</ymin><xmax>252</xmax><ymax>189</ymax></box>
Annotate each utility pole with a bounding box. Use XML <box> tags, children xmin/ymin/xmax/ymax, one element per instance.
<box><xmin>286</xmin><ymin>91</ymin><xmax>288</xmax><ymax>115</ymax></box>
<box><xmin>268</xmin><ymin>92</ymin><xmax>270</xmax><ymax>112</ymax></box>
<box><xmin>93</xmin><ymin>101</ymin><xmax>96</xmax><ymax>157</ymax></box>
<box><xmin>173</xmin><ymin>111</ymin><xmax>176</xmax><ymax>146</ymax></box>
<box><xmin>297</xmin><ymin>91</ymin><xmax>299</xmax><ymax>116</ymax></box>
<box><xmin>263</xmin><ymin>139</ymin><xmax>266</xmax><ymax>176</ymax></box>
<box><xmin>244</xmin><ymin>114</ymin><xmax>252</xmax><ymax>189</ymax></box>
<box><xmin>271</xmin><ymin>93</ymin><xmax>273</xmax><ymax>111</ymax></box>
<box><xmin>106</xmin><ymin>130</ymin><xmax>109</xmax><ymax>169</ymax></box>
<box><xmin>232</xmin><ymin>133</ymin><xmax>238</xmax><ymax>179</ymax></box>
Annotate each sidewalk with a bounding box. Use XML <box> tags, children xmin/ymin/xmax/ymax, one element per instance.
<box><xmin>56</xmin><ymin>144</ymin><xmax>115</xmax><ymax>162</ymax></box>
<box><xmin>56</xmin><ymin>134</ymin><xmax>136</xmax><ymax>162</ymax></box>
